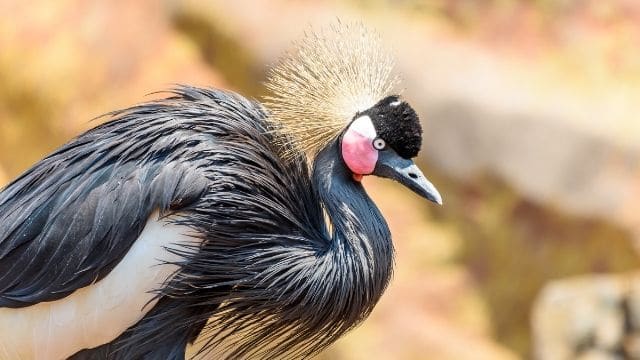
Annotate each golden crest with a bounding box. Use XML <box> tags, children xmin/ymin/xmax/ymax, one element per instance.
<box><xmin>264</xmin><ymin>21</ymin><xmax>398</xmax><ymax>158</ymax></box>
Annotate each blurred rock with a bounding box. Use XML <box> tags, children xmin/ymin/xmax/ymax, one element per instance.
<box><xmin>624</xmin><ymin>334</ymin><xmax>640</xmax><ymax>359</ymax></box>
<box><xmin>595</xmin><ymin>308</ymin><xmax>625</xmax><ymax>350</ymax></box>
<box><xmin>577</xmin><ymin>349</ymin><xmax>620</xmax><ymax>360</ymax></box>
<box><xmin>533</xmin><ymin>272</ymin><xmax>640</xmax><ymax>360</ymax></box>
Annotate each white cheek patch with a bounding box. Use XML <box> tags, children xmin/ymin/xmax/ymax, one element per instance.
<box><xmin>389</xmin><ymin>100</ymin><xmax>402</xmax><ymax>107</ymax></box>
<box><xmin>342</xmin><ymin>115</ymin><xmax>379</xmax><ymax>176</ymax></box>
<box><xmin>349</xmin><ymin>115</ymin><xmax>377</xmax><ymax>141</ymax></box>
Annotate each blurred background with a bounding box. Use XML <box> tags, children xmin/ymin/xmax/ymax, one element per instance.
<box><xmin>2</xmin><ymin>0</ymin><xmax>640</xmax><ymax>359</ymax></box>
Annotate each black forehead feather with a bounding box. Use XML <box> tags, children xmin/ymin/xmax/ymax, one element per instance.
<box><xmin>360</xmin><ymin>95</ymin><xmax>423</xmax><ymax>159</ymax></box>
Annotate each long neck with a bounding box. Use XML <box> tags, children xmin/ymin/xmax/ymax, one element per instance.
<box><xmin>312</xmin><ymin>139</ymin><xmax>394</xmax><ymax>302</ymax></box>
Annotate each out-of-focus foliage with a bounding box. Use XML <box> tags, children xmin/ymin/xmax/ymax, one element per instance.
<box><xmin>0</xmin><ymin>64</ymin><xmax>63</xmax><ymax>176</ymax></box>
<box><xmin>2</xmin><ymin>1</ymin><xmax>640</xmax><ymax>359</ymax></box>
<box><xmin>0</xmin><ymin>0</ymin><xmax>223</xmax><ymax>175</ymax></box>
<box><xmin>171</xmin><ymin>8</ymin><xmax>266</xmax><ymax>98</ymax></box>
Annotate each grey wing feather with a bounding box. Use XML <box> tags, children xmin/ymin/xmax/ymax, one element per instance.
<box><xmin>0</xmin><ymin>88</ymin><xmax>222</xmax><ymax>308</ymax></box>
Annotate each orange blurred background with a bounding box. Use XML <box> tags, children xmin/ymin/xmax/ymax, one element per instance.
<box><xmin>2</xmin><ymin>1</ymin><xmax>640</xmax><ymax>359</ymax></box>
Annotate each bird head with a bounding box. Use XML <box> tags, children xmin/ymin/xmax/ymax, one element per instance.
<box><xmin>265</xmin><ymin>21</ymin><xmax>442</xmax><ymax>204</ymax></box>
<box><xmin>341</xmin><ymin>95</ymin><xmax>442</xmax><ymax>204</ymax></box>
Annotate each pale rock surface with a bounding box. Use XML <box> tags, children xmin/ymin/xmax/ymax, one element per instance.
<box><xmin>533</xmin><ymin>272</ymin><xmax>640</xmax><ymax>360</ymax></box>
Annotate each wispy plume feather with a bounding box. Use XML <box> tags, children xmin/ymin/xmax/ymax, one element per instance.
<box><xmin>264</xmin><ymin>21</ymin><xmax>399</xmax><ymax>158</ymax></box>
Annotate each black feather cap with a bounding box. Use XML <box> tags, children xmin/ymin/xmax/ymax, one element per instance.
<box><xmin>359</xmin><ymin>95</ymin><xmax>422</xmax><ymax>159</ymax></box>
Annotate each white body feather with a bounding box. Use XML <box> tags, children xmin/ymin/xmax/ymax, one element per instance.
<box><xmin>0</xmin><ymin>214</ymin><xmax>196</xmax><ymax>360</ymax></box>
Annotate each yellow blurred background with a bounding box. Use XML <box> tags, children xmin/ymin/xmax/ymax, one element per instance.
<box><xmin>2</xmin><ymin>1</ymin><xmax>640</xmax><ymax>359</ymax></box>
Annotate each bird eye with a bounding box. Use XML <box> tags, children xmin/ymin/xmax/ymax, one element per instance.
<box><xmin>372</xmin><ymin>138</ymin><xmax>386</xmax><ymax>150</ymax></box>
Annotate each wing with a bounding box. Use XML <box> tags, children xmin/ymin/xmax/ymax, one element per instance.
<box><xmin>0</xmin><ymin>88</ymin><xmax>237</xmax><ymax>308</ymax></box>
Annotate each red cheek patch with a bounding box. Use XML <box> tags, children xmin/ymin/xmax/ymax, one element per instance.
<box><xmin>341</xmin><ymin>128</ymin><xmax>378</xmax><ymax>176</ymax></box>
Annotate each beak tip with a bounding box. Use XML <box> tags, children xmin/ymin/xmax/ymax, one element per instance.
<box><xmin>423</xmin><ymin>182</ymin><xmax>442</xmax><ymax>206</ymax></box>
<box><xmin>431</xmin><ymin>192</ymin><xmax>443</xmax><ymax>206</ymax></box>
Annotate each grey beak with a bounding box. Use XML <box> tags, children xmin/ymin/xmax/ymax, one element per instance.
<box><xmin>373</xmin><ymin>150</ymin><xmax>442</xmax><ymax>205</ymax></box>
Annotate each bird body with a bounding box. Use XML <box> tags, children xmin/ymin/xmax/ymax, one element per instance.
<box><xmin>0</xmin><ymin>23</ymin><xmax>441</xmax><ymax>359</ymax></box>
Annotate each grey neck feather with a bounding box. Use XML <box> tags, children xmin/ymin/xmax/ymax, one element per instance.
<box><xmin>312</xmin><ymin>138</ymin><xmax>394</xmax><ymax>305</ymax></box>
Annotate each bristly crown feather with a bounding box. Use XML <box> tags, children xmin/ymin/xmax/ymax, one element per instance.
<box><xmin>264</xmin><ymin>21</ymin><xmax>399</xmax><ymax>158</ymax></box>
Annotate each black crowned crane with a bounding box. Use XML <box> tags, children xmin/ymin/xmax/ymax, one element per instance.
<box><xmin>0</xmin><ymin>23</ymin><xmax>441</xmax><ymax>359</ymax></box>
